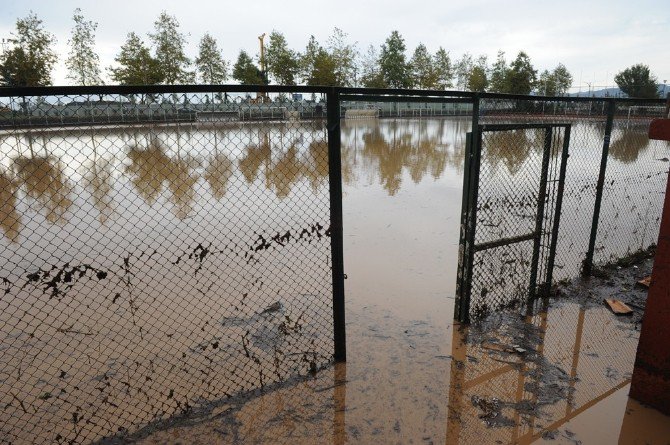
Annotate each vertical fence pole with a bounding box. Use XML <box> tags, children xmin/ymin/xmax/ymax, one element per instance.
<box><xmin>529</xmin><ymin>126</ymin><xmax>553</xmax><ymax>300</ymax></box>
<box><xmin>327</xmin><ymin>88</ymin><xmax>346</xmax><ymax>362</ymax></box>
<box><xmin>455</xmin><ymin>132</ymin><xmax>473</xmax><ymax>322</ymax></box>
<box><xmin>583</xmin><ymin>99</ymin><xmax>616</xmax><ymax>275</ymax></box>
<box><xmin>455</xmin><ymin>95</ymin><xmax>480</xmax><ymax>323</ymax></box>
<box><xmin>545</xmin><ymin>126</ymin><xmax>572</xmax><ymax>288</ymax></box>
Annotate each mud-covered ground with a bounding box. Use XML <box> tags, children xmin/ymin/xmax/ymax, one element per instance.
<box><xmin>121</xmin><ymin>251</ymin><xmax>670</xmax><ymax>445</ymax></box>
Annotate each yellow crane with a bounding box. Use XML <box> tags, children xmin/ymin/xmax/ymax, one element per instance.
<box><xmin>256</xmin><ymin>33</ymin><xmax>268</xmax><ymax>103</ymax></box>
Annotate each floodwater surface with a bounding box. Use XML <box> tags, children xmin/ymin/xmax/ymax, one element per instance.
<box><xmin>0</xmin><ymin>117</ymin><xmax>669</xmax><ymax>444</ymax></box>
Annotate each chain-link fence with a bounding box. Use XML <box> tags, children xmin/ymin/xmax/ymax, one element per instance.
<box><xmin>450</xmin><ymin>93</ymin><xmax>668</xmax><ymax>321</ymax></box>
<box><xmin>0</xmin><ymin>85</ymin><xmax>667</xmax><ymax>443</ymax></box>
<box><xmin>594</xmin><ymin>100</ymin><xmax>668</xmax><ymax>265</ymax></box>
<box><xmin>463</xmin><ymin>124</ymin><xmax>569</xmax><ymax>319</ymax></box>
<box><xmin>477</xmin><ymin>97</ymin><xmax>610</xmax><ymax>283</ymax></box>
<box><xmin>0</xmin><ymin>86</ymin><xmax>344</xmax><ymax>444</ymax></box>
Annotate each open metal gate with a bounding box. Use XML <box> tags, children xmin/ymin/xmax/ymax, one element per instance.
<box><xmin>456</xmin><ymin>123</ymin><xmax>571</xmax><ymax>322</ymax></box>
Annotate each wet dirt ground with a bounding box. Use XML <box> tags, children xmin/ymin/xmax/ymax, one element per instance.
<box><xmin>127</xmin><ymin>254</ymin><xmax>670</xmax><ymax>444</ymax></box>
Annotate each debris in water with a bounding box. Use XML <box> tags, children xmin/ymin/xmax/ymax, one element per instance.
<box><xmin>481</xmin><ymin>341</ymin><xmax>526</xmax><ymax>354</ymax></box>
<box><xmin>260</xmin><ymin>301</ymin><xmax>282</xmax><ymax>314</ymax></box>
<box><xmin>637</xmin><ymin>275</ymin><xmax>651</xmax><ymax>288</ymax></box>
<box><xmin>604</xmin><ymin>298</ymin><xmax>633</xmax><ymax>315</ymax></box>
<box><xmin>470</xmin><ymin>395</ymin><xmax>514</xmax><ymax>426</ymax></box>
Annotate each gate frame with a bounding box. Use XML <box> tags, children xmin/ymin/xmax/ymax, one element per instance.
<box><xmin>455</xmin><ymin>123</ymin><xmax>572</xmax><ymax>323</ymax></box>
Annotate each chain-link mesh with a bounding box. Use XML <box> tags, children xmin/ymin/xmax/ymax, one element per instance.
<box><xmin>1</xmin><ymin>87</ymin><xmax>667</xmax><ymax>442</ymax></box>
<box><xmin>468</xmin><ymin>125</ymin><xmax>568</xmax><ymax>319</ymax></box>
<box><xmin>0</xmin><ymin>89</ymin><xmax>335</xmax><ymax>444</ymax></box>
<box><xmin>594</xmin><ymin>101</ymin><xmax>669</xmax><ymax>265</ymax></box>
<box><xmin>479</xmin><ymin>98</ymin><xmax>610</xmax><ymax>282</ymax></box>
<box><xmin>461</xmin><ymin>96</ymin><xmax>668</xmax><ymax>321</ymax></box>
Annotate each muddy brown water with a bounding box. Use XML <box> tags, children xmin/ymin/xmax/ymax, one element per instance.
<box><xmin>132</xmin><ymin>259</ymin><xmax>670</xmax><ymax>445</ymax></box>
<box><xmin>0</xmin><ymin>118</ymin><xmax>669</xmax><ymax>444</ymax></box>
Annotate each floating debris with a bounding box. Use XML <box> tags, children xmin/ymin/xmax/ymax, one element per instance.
<box><xmin>604</xmin><ymin>298</ymin><xmax>633</xmax><ymax>315</ymax></box>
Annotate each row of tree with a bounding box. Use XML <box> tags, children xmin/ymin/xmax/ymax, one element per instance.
<box><xmin>0</xmin><ymin>10</ymin><xmax>663</xmax><ymax>98</ymax></box>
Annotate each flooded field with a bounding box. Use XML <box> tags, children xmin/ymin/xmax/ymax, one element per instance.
<box><xmin>0</xmin><ymin>116</ymin><xmax>669</xmax><ymax>444</ymax></box>
<box><xmin>134</xmin><ymin>256</ymin><xmax>670</xmax><ymax>444</ymax></box>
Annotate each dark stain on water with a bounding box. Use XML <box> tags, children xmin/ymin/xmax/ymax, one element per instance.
<box><xmin>21</xmin><ymin>263</ymin><xmax>109</xmax><ymax>300</ymax></box>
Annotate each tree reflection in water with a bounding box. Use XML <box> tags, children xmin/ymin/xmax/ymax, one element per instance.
<box><xmin>125</xmin><ymin>138</ymin><xmax>198</xmax><ymax>219</ymax></box>
<box><xmin>13</xmin><ymin>155</ymin><xmax>73</xmax><ymax>224</ymax></box>
<box><xmin>204</xmin><ymin>131</ymin><xmax>234</xmax><ymax>200</ymax></box>
<box><xmin>0</xmin><ymin>170</ymin><xmax>21</xmax><ymax>242</ymax></box>
<box><xmin>205</xmin><ymin>153</ymin><xmax>234</xmax><ymax>200</ymax></box>
<box><xmin>609</xmin><ymin>127</ymin><xmax>650</xmax><ymax>164</ymax></box>
<box><xmin>483</xmin><ymin>129</ymin><xmax>535</xmax><ymax>176</ymax></box>
<box><xmin>84</xmin><ymin>135</ymin><xmax>115</xmax><ymax>225</ymax></box>
<box><xmin>166</xmin><ymin>156</ymin><xmax>198</xmax><ymax>220</ymax></box>
<box><xmin>2</xmin><ymin>118</ymin><xmax>656</xmax><ymax>245</ymax></box>
<box><xmin>304</xmin><ymin>139</ymin><xmax>329</xmax><ymax>192</ymax></box>
<box><xmin>346</xmin><ymin>120</ymin><xmax>456</xmax><ymax>196</ymax></box>
<box><xmin>126</xmin><ymin>140</ymin><xmax>170</xmax><ymax>206</ymax></box>
<box><xmin>238</xmin><ymin>133</ymin><xmax>271</xmax><ymax>185</ymax></box>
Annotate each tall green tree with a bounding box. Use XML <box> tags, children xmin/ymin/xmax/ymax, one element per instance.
<box><xmin>467</xmin><ymin>66</ymin><xmax>488</xmax><ymax>92</ymax></box>
<box><xmin>538</xmin><ymin>69</ymin><xmax>555</xmax><ymax>96</ymax></box>
<box><xmin>379</xmin><ymin>31</ymin><xmax>411</xmax><ymax>88</ymax></box>
<box><xmin>359</xmin><ymin>44</ymin><xmax>385</xmax><ymax>88</ymax></box>
<box><xmin>307</xmin><ymin>48</ymin><xmax>338</xmax><ymax>86</ymax></box>
<box><xmin>504</xmin><ymin>51</ymin><xmax>537</xmax><ymax>94</ymax></box>
<box><xmin>195</xmin><ymin>33</ymin><xmax>228</xmax><ymax>84</ymax></box>
<box><xmin>300</xmin><ymin>35</ymin><xmax>321</xmax><ymax>83</ymax></box>
<box><xmin>433</xmin><ymin>47</ymin><xmax>453</xmax><ymax>89</ymax></box>
<box><xmin>552</xmin><ymin>64</ymin><xmax>573</xmax><ymax>96</ymax></box>
<box><xmin>109</xmin><ymin>32</ymin><xmax>164</xmax><ymax>85</ymax></box>
<box><xmin>327</xmin><ymin>28</ymin><xmax>358</xmax><ymax>86</ymax></box>
<box><xmin>537</xmin><ymin>63</ymin><xmax>573</xmax><ymax>96</ymax></box>
<box><xmin>614</xmin><ymin>64</ymin><xmax>659</xmax><ymax>98</ymax></box>
<box><xmin>66</xmin><ymin>8</ymin><xmax>101</xmax><ymax>85</ymax></box>
<box><xmin>265</xmin><ymin>30</ymin><xmax>299</xmax><ymax>85</ymax></box>
<box><xmin>232</xmin><ymin>50</ymin><xmax>266</xmax><ymax>85</ymax></box>
<box><xmin>488</xmin><ymin>51</ymin><xmax>507</xmax><ymax>93</ymax></box>
<box><xmin>410</xmin><ymin>43</ymin><xmax>438</xmax><ymax>89</ymax></box>
<box><xmin>455</xmin><ymin>53</ymin><xmax>473</xmax><ymax>90</ymax></box>
<box><xmin>149</xmin><ymin>11</ymin><xmax>193</xmax><ymax>84</ymax></box>
<box><xmin>0</xmin><ymin>12</ymin><xmax>57</xmax><ymax>86</ymax></box>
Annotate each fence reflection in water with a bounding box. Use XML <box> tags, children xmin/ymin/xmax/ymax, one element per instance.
<box><xmin>446</xmin><ymin>297</ymin><xmax>639</xmax><ymax>444</ymax></box>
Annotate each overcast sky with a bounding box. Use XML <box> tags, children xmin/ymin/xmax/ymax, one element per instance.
<box><xmin>1</xmin><ymin>0</ymin><xmax>668</xmax><ymax>92</ymax></box>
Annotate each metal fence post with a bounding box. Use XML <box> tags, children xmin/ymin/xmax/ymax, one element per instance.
<box><xmin>528</xmin><ymin>126</ymin><xmax>553</xmax><ymax>299</ymax></box>
<box><xmin>455</xmin><ymin>94</ymin><xmax>480</xmax><ymax>323</ymax></box>
<box><xmin>545</xmin><ymin>125</ymin><xmax>572</xmax><ymax>288</ymax></box>
<box><xmin>327</xmin><ymin>87</ymin><xmax>346</xmax><ymax>362</ymax></box>
<box><xmin>583</xmin><ymin>99</ymin><xmax>616</xmax><ymax>275</ymax></box>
